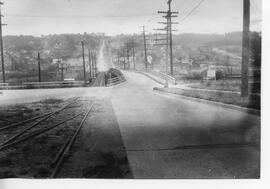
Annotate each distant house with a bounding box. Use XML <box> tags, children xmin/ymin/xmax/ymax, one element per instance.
<box><xmin>181</xmin><ymin>58</ymin><xmax>193</xmax><ymax>65</ymax></box>
<box><xmin>52</xmin><ymin>58</ymin><xmax>63</xmax><ymax>64</ymax></box>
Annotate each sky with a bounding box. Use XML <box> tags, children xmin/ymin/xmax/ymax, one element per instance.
<box><xmin>1</xmin><ymin>0</ymin><xmax>262</xmax><ymax>36</ymax></box>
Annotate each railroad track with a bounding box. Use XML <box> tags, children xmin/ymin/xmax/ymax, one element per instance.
<box><xmin>0</xmin><ymin>97</ymin><xmax>95</xmax><ymax>178</ymax></box>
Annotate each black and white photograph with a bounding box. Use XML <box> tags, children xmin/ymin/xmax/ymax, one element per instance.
<box><xmin>0</xmin><ymin>0</ymin><xmax>266</xmax><ymax>186</ymax></box>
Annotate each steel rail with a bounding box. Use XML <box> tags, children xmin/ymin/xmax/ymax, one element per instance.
<box><xmin>0</xmin><ymin>112</ymin><xmax>52</xmax><ymax>132</ymax></box>
<box><xmin>50</xmin><ymin>102</ymin><xmax>94</xmax><ymax>178</ymax></box>
<box><xmin>0</xmin><ymin>97</ymin><xmax>79</xmax><ymax>132</ymax></box>
<box><xmin>0</xmin><ymin>98</ymin><xmax>79</xmax><ymax>146</ymax></box>
<box><xmin>0</xmin><ymin>112</ymin><xmax>84</xmax><ymax>151</ymax></box>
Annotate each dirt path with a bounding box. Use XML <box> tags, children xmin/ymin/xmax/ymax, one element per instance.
<box><xmin>57</xmin><ymin>99</ymin><xmax>132</xmax><ymax>178</ymax></box>
<box><xmin>0</xmin><ymin>97</ymin><xmax>132</xmax><ymax>178</ymax></box>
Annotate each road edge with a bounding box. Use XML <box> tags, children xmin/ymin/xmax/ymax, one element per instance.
<box><xmin>154</xmin><ymin>87</ymin><xmax>260</xmax><ymax>116</ymax></box>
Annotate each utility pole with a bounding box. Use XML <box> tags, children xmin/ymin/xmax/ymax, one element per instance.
<box><xmin>88</xmin><ymin>49</ymin><xmax>92</xmax><ymax>80</ymax></box>
<box><xmin>0</xmin><ymin>2</ymin><xmax>6</xmax><ymax>83</ymax></box>
<box><xmin>61</xmin><ymin>63</ymin><xmax>64</xmax><ymax>81</ymax></box>
<box><xmin>156</xmin><ymin>0</ymin><xmax>178</xmax><ymax>76</ymax></box>
<box><xmin>126</xmin><ymin>43</ymin><xmax>130</xmax><ymax>70</ymax></box>
<box><xmin>132</xmin><ymin>37</ymin><xmax>136</xmax><ymax>70</ymax></box>
<box><xmin>122</xmin><ymin>48</ymin><xmax>126</xmax><ymax>70</ymax></box>
<box><xmin>94</xmin><ymin>52</ymin><xmax>97</xmax><ymax>77</ymax></box>
<box><xmin>117</xmin><ymin>51</ymin><xmax>120</xmax><ymax>68</ymax></box>
<box><xmin>37</xmin><ymin>52</ymin><xmax>41</xmax><ymax>82</ymax></box>
<box><xmin>155</xmin><ymin>0</ymin><xmax>178</xmax><ymax>86</ymax></box>
<box><xmin>168</xmin><ymin>0</ymin><xmax>174</xmax><ymax>76</ymax></box>
<box><xmin>241</xmin><ymin>0</ymin><xmax>250</xmax><ymax>97</ymax></box>
<box><xmin>141</xmin><ymin>26</ymin><xmax>148</xmax><ymax>71</ymax></box>
<box><xmin>81</xmin><ymin>41</ymin><xmax>86</xmax><ymax>82</ymax></box>
<box><xmin>91</xmin><ymin>51</ymin><xmax>95</xmax><ymax>78</ymax></box>
<box><xmin>154</xmin><ymin>28</ymin><xmax>169</xmax><ymax>87</ymax></box>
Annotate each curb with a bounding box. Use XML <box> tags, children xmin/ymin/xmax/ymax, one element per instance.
<box><xmin>154</xmin><ymin>87</ymin><xmax>260</xmax><ymax>116</ymax></box>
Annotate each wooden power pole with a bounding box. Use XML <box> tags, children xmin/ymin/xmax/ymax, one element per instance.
<box><xmin>81</xmin><ymin>41</ymin><xmax>86</xmax><ymax>82</ymax></box>
<box><xmin>61</xmin><ymin>63</ymin><xmax>64</xmax><ymax>81</ymax></box>
<box><xmin>241</xmin><ymin>0</ymin><xmax>250</xmax><ymax>97</ymax></box>
<box><xmin>38</xmin><ymin>52</ymin><xmax>41</xmax><ymax>82</ymax></box>
<box><xmin>0</xmin><ymin>2</ymin><xmax>5</xmax><ymax>83</ymax></box>
<box><xmin>126</xmin><ymin>43</ymin><xmax>130</xmax><ymax>70</ymax></box>
<box><xmin>132</xmin><ymin>37</ymin><xmax>136</xmax><ymax>70</ymax></box>
<box><xmin>156</xmin><ymin>0</ymin><xmax>178</xmax><ymax>76</ymax></box>
<box><xmin>88</xmin><ymin>49</ymin><xmax>92</xmax><ymax>80</ymax></box>
<box><xmin>91</xmin><ymin>51</ymin><xmax>95</xmax><ymax>78</ymax></box>
<box><xmin>141</xmin><ymin>26</ymin><xmax>148</xmax><ymax>71</ymax></box>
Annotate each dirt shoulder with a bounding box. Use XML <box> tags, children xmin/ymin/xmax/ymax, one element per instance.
<box><xmin>57</xmin><ymin>99</ymin><xmax>132</xmax><ymax>178</ymax></box>
<box><xmin>0</xmin><ymin>97</ymin><xmax>132</xmax><ymax>178</ymax></box>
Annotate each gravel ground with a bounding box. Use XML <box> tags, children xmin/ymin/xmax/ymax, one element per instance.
<box><xmin>0</xmin><ymin>97</ymin><xmax>131</xmax><ymax>178</ymax></box>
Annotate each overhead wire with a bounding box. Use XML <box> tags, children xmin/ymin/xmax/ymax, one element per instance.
<box><xmin>66</xmin><ymin>0</ymin><xmax>84</xmax><ymax>29</ymax></box>
<box><xmin>179</xmin><ymin>0</ymin><xmax>200</xmax><ymax>19</ymax></box>
<box><xmin>250</xmin><ymin>0</ymin><xmax>262</xmax><ymax>26</ymax></box>
<box><xmin>5</xmin><ymin>14</ymin><xmax>157</xmax><ymax>18</ymax></box>
<box><xmin>251</xmin><ymin>0</ymin><xmax>262</xmax><ymax>14</ymax></box>
<box><xmin>179</xmin><ymin>0</ymin><xmax>205</xmax><ymax>23</ymax></box>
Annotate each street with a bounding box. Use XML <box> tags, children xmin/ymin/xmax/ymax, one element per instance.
<box><xmin>110</xmin><ymin>71</ymin><xmax>260</xmax><ymax>178</ymax></box>
<box><xmin>0</xmin><ymin>71</ymin><xmax>260</xmax><ymax>178</ymax></box>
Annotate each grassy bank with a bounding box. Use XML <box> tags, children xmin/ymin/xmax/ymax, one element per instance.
<box><xmin>155</xmin><ymin>87</ymin><xmax>260</xmax><ymax>110</ymax></box>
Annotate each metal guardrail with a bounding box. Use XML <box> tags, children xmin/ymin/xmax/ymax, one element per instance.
<box><xmin>22</xmin><ymin>81</ymin><xmax>86</xmax><ymax>88</ymax></box>
<box><xmin>0</xmin><ymin>83</ymin><xmax>9</xmax><ymax>86</ymax></box>
<box><xmin>150</xmin><ymin>71</ymin><xmax>177</xmax><ymax>85</ymax></box>
<box><xmin>106</xmin><ymin>75</ymin><xmax>126</xmax><ymax>87</ymax></box>
<box><xmin>0</xmin><ymin>81</ymin><xmax>87</xmax><ymax>90</ymax></box>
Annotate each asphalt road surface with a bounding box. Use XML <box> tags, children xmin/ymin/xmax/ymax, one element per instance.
<box><xmin>0</xmin><ymin>71</ymin><xmax>260</xmax><ymax>178</ymax></box>
<box><xmin>109</xmin><ymin>71</ymin><xmax>260</xmax><ymax>179</ymax></box>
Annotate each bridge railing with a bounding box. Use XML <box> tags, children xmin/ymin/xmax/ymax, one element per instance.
<box><xmin>106</xmin><ymin>75</ymin><xmax>126</xmax><ymax>87</ymax></box>
<box><xmin>22</xmin><ymin>81</ymin><xmax>86</xmax><ymax>88</ymax></box>
<box><xmin>150</xmin><ymin>70</ymin><xmax>177</xmax><ymax>85</ymax></box>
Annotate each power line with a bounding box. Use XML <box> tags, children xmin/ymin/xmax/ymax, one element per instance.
<box><xmin>66</xmin><ymin>0</ymin><xmax>83</xmax><ymax>28</ymax></box>
<box><xmin>180</xmin><ymin>0</ymin><xmax>199</xmax><ymax>19</ymax></box>
<box><xmin>5</xmin><ymin>13</ymin><xmax>158</xmax><ymax>19</ymax></box>
<box><xmin>180</xmin><ymin>0</ymin><xmax>205</xmax><ymax>23</ymax></box>
<box><xmin>250</xmin><ymin>0</ymin><xmax>261</xmax><ymax>17</ymax></box>
<box><xmin>250</xmin><ymin>0</ymin><xmax>261</xmax><ymax>13</ymax></box>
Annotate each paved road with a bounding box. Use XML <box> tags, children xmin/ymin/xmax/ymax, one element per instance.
<box><xmin>0</xmin><ymin>71</ymin><xmax>260</xmax><ymax>178</ymax></box>
<box><xmin>109</xmin><ymin>71</ymin><xmax>260</xmax><ymax>178</ymax></box>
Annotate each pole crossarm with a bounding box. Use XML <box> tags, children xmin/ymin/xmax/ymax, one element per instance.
<box><xmin>154</xmin><ymin>38</ymin><xmax>168</xmax><ymax>41</ymax></box>
<box><xmin>163</xmin><ymin>15</ymin><xmax>178</xmax><ymax>18</ymax></box>
<box><xmin>154</xmin><ymin>43</ymin><xmax>169</xmax><ymax>46</ymax></box>
<box><xmin>154</xmin><ymin>28</ymin><xmax>178</xmax><ymax>32</ymax></box>
<box><xmin>156</xmin><ymin>0</ymin><xmax>178</xmax><ymax>76</ymax></box>
<box><xmin>158</xmin><ymin>22</ymin><xmax>178</xmax><ymax>24</ymax></box>
<box><xmin>158</xmin><ymin>11</ymin><xmax>178</xmax><ymax>14</ymax></box>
